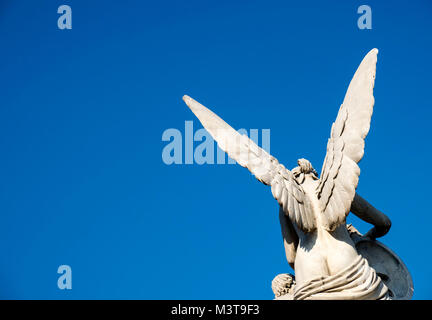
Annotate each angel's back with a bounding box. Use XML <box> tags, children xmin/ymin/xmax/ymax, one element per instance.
<box><xmin>289</xmin><ymin>173</ymin><xmax>360</xmax><ymax>286</ymax></box>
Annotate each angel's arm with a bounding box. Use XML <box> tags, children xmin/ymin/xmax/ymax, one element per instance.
<box><xmin>279</xmin><ymin>206</ymin><xmax>298</xmax><ymax>269</ymax></box>
<box><xmin>350</xmin><ymin>193</ymin><xmax>391</xmax><ymax>239</ymax></box>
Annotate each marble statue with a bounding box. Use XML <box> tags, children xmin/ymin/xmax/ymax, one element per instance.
<box><xmin>182</xmin><ymin>49</ymin><xmax>413</xmax><ymax>300</ymax></box>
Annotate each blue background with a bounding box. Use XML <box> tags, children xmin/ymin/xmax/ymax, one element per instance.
<box><xmin>0</xmin><ymin>0</ymin><xmax>431</xmax><ymax>299</ymax></box>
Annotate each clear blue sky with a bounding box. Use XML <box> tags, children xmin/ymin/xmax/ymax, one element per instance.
<box><xmin>0</xmin><ymin>0</ymin><xmax>431</xmax><ymax>299</ymax></box>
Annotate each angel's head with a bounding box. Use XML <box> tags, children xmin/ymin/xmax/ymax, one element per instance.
<box><xmin>292</xmin><ymin>158</ymin><xmax>318</xmax><ymax>183</ymax></box>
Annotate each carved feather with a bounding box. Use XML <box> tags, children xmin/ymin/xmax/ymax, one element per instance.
<box><xmin>317</xmin><ymin>48</ymin><xmax>378</xmax><ymax>231</ymax></box>
<box><xmin>183</xmin><ymin>95</ymin><xmax>316</xmax><ymax>232</ymax></box>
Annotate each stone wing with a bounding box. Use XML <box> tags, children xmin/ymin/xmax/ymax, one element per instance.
<box><xmin>183</xmin><ymin>95</ymin><xmax>315</xmax><ymax>232</ymax></box>
<box><xmin>317</xmin><ymin>49</ymin><xmax>378</xmax><ymax>231</ymax></box>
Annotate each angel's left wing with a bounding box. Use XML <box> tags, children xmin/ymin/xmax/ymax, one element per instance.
<box><xmin>183</xmin><ymin>95</ymin><xmax>316</xmax><ymax>232</ymax></box>
<box><xmin>317</xmin><ymin>48</ymin><xmax>378</xmax><ymax>231</ymax></box>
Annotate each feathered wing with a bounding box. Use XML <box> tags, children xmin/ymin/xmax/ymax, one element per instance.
<box><xmin>183</xmin><ymin>95</ymin><xmax>316</xmax><ymax>232</ymax></box>
<box><xmin>317</xmin><ymin>48</ymin><xmax>378</xmax><ymax>231</ymax></box>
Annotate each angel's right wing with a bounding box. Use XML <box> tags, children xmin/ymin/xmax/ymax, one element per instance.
<box><xmin>183</xmin><ymin>96</ymin><xmax>316</xmax><ymax>232</ymax></box>
<box><xmin>317</xmin><ymin>49</ymin><xmax>378</xmax><ymax>231</ymax></box>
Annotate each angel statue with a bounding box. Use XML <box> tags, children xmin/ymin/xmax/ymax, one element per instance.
<box><xmin>182</xmin><ymin>49</ymin><xmax>413</xmax><ymax>300</ymax></box>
